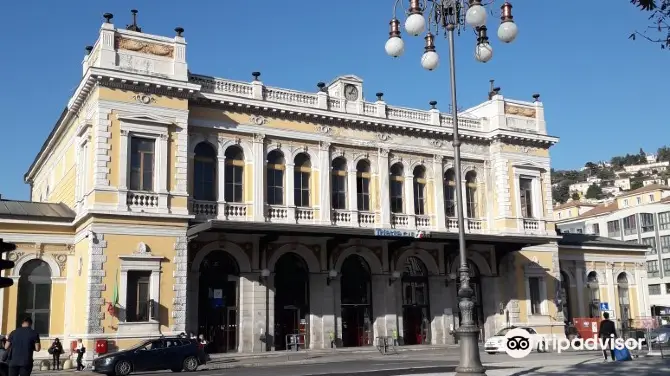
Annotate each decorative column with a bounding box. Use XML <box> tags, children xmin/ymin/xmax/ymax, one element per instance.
<box><xmin>433</xmin><ymin>155</ymin><xmax>446</xmax><ymax>229</ymax></box>
<box><xmin>252</xmin><ymin>134</ymin><xmax>266</xmax><ymax>221</ymax></box>
<box><xmin>118</xmin><ymin>129</ymin><xmax>130</xmax><ymax>209</ymax></box>
<box><xmin>347</xmin><ymin>165</ymin><xmax>358</xmax><ymax>225</ymax></box>
<box><xmin>216</xmin><ymin>155</ymin><xmax>226</xmax><ymax>218</ymax></box>
<box><xmin>319</xmin><ymin>141</ymin><xmax>331</xmax><ymax>224</ymax></box>
<box><xmin>286</xmin><ymin>162</ymin><xmax>296</xmax><ymax>220</ymax></box>
<box><xmin>378</xmin><ymin>148</ymin><xmax>391</xmax><ymax>227</ymax></box>
<box><xmin>404</xmin><ymin>174</ymin><xmax>415</xmax><ymax>228</ymax></box>
<box><xmin>606</xmin><ymin>262</ymin><xmax>616</xmax><ymax>313</ymax></box>
<box><xmin>157</xmin><ymin>134</ymin><xmax>169</xmax><ymax>210</ymax></box>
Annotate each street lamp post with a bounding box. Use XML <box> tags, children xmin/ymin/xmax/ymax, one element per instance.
<box><xmin>384</xmin><ymin>1</ymin><xmax>518</xmax><ymax>375</ymax></box>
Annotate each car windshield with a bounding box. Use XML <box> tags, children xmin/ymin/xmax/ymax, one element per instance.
<box><xmin>495</xmin><ymin>327</ymin><xmax>515</xmax><ymax>336</ymax></box>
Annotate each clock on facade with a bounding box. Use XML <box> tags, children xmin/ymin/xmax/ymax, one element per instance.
<box><xmin>344</xmin><ymin>84</ymin><xmax>359</xmax><ymax>101</ymax></box>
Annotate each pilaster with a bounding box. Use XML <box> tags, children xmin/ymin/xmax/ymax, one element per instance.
<box><xmin>319</xmin><ymin>142</ymin><xmax>331</xmax><ymax>224</ymax></box>
<box><xmin>172</xmin><ymin>235</ymin><xmax>188</xmax><ymax>333</ymax></box>
<box><xmin>93</xmin><ymin>108</ymin><xmax>112</xmax><ymax>188</ymax></box>
<box><xmin>378</xmin><ymin>149</ymin><xmax>391</xmax><ymax>227</ymax></box>
<box><xmin>85</xmin><ymin>232</ymin><xmax>107</xmax><ymax>335</ymax></box>
<box><xmin>404</xmin><ymin>175</ymin><xmax>415</xmax><ymax>218</ymax></box>
<box><xmin>216</xmin><ymin>156</ymin><xmax>226</xmax><ymax>216</ymax></box>
<box><xmin>252</xmin><ymin>134</ymin><xmax>266</xmax><ymax>221</ymax></box>
<box><xmin>575</xmin><ymin>266</ymin><xmax>585</xmax><ymax>317</ymax></box>
<box><xmin>286</xmin><ymin>163</ymin><xmax>296</xmax><ymax>220</ymax></box>
<box><xmin>347</xmin><ymin>165</ymin><xmax>359</xmax><ymax>223</ymax></box>
<box><xmin>490</xmin><ymin>141</ymin><xmax>512</xmax><ymax>219</ymax></box>
<box><xmin>433</xmin><ymin>156</ymin><xmax>446</xmax><ymax>229</ymax></box>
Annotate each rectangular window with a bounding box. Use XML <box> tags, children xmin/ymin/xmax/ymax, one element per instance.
<box><xmin>592</xmin><ymin>223</ymin><xmax>600</xmax><ymax>235</ymax></box>
<box><xmin>528</xmin><ymin>277</ymin><xmax>542</xmax><ymax>315</ymax></box>
<box><xmin>331</xmin><ymin>173</ymin><xmax>347</xmax><ymax>210</ymax></box>
<box><xmin>390</xmin><ymin>179</ymin><xmax>404</xmax><ymax>213</ymax></box>
<box><xmin>126</xmin><ymin>271</ymin><xmax>151</xmax><ymax>322</ymax></box>
<box><xmin>266</xmin><ymin>167</ymin><xmax>284</xmax><ymax>205</ymax></box>
<box><xmin>650</xmin><ymin>194</ymin><xmax>656</xmax><ymax>202</ymax></box>
<box><xmin>637</xmin><ymin>197</ymin><xmax>642</xmax><ymax>204</ymax></box>
<box><xmin>640</xmin><ymin>213</ymin><xmax>655</xmax><ymax>233</ymax></box>
<box><xmin>649</xmin><ymin>284</ymin><xmax>661</xmax><ymax>295</ymax></box>
<box><xmin>294</xmin><ymin>171</ymin><xmax>310</xmax><ymax>207</ymax></box>
<box><xmin>519</xmin><ymin>178</ymin><xmax>534</xmax><ymax>218</ymax></box>
<box><xmin>224</xmin><ymin>163</ymin><xmax>244</xmax><ymax>203</ymax></box>
<box><xmin>663</xmin><ymin>259</ymin><xmax>670</xmax><ymax>272</ymax></box>
<box><xmin>648</xmin><ymin>260</ymin><xmax>660</xmax><ymax>278</ymax></box>
<box><xmin>414</xmin><ymin>180</ymin><xmax>426</xmax><ymax>215</ymax></box>
<box><xmin>623</xmin><ymin>215</ymin><xmax>637</xmax><ymax>236</ymax></box>
<box><xmin>660</xmin><ymin>212</ymin><xmax>670</xmax><ymax>230</ymax></box>
<box><xmin>642</xmin><ymin>237</ymin><xmax>657</xmax><ymax>255</ymax></box>
<box><xmin>660</xmin><ymin>236</ymin><xmax>670</xmax><ymax>253</ymax></box>
<box><xmin>129</xmin><ymin>137</ymin><xmax>155</xmax><ymax>191</ymax></box>
<box><xmin>356</xmin><ymin>175</ymin><xmax>370</xmax><ymax>211</ymax></box>
<box><xmin>607</xmin><ymin>220</ymin><xmax>621</xmax><ymax>237</ymax></box>
<box><xmin>623</xmin><ymin>199</ymin><xmax>629</xmax><ymax>207</ymax></box>
<box><xmin>666</xmin><ymin>283</ymin><xmax>670</xmax><ymax>294</ymax></box>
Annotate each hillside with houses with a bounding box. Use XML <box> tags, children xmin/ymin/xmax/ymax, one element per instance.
<box><xmin>552</xmin><ymin>146</ymin><xmax>670</xmax><ymax>205</ymax></box>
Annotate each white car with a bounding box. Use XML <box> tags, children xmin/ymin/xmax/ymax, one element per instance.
<box><xmin>484</xmin><ymin>326</ymin><xmax>547</xmax><ymax>354</ymax></box>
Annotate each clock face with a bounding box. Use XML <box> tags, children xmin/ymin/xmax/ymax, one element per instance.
<box><xmin>344</xmin><ymin>84</ymin><xmax>359</xmax><ymax>101</ymax></box>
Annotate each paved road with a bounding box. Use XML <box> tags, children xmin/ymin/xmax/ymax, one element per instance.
<box><xmin>121</xmin><ymin>350</ymin><xmax>600</xmax><ymax>376</ymax></box>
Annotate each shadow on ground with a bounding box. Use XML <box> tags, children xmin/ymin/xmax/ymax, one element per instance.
<box><xmin>509</xmin><ymin>358</ymin><xmax>670</xmax><ymax>376</ymax></box>
<box><xmin>301</xmin><ymin>365</ymin><xmax>512</xmax><ymax>376</ymax></box>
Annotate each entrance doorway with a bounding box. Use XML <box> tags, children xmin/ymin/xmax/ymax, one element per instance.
<box><xmin>456</xmin><ymin>261</ymin><xmax>484</xmax><ymax>340</ymax></box>
<box><xmin>274</xmin><ymin>253</ymin><xmax>310</xmax><ymax>350</ymax></box>
<box><xmin>198</xmin><ymin>250</ymin><xmax>239</xmax><ymax>353</ymax></box>
<box><xmin>340</xmin><ymin>255</ymin><xmax>373</xmax><ymax>347</ymax></box>
<box><xmin>402</xmin><ymin>256</ymin><xmax>430</xmax><ymax>345</ymax></box>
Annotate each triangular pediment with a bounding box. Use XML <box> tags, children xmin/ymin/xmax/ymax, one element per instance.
<box><xmin>513</xmin><ymin>160</ymin><xmax>545</xmax><ymax>170</ymax></box>
<box><xmin>116</xmin><ymin>112</ymin><xmax>176</xmax><ymax>125</ymax></box>
<box><xmin>328</xmin><ymin>74</ymin><xmax>363</xmax><ymax>86</ymax></box>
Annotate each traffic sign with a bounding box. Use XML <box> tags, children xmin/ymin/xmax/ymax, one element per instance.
<box><xmin>599</xmin><ymin>302</ymin><xmax>609</xmax><ymax>311</ymax></box>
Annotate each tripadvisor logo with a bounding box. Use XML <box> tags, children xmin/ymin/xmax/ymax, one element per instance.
<box><xmin>503</xmin><ymin>328</ymin><xmax>643</xmax><ymax>359</ymax></box>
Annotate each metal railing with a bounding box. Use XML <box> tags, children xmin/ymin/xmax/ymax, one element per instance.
<box><xmin>375</xmin><ymin>336</ymin><xmax>397</xmax><ymax>355</ymax></box>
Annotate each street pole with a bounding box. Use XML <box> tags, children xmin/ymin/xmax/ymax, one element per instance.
<box><xmin>447</xmin><ymin>24</ymin><xmax>485</xmax><ymax>376</ymax></box>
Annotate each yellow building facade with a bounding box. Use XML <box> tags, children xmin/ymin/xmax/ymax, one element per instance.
<box><xmin>0</xmin><ymin>14</ymin><xmax>649</xmax><ymax>364</ymax></box>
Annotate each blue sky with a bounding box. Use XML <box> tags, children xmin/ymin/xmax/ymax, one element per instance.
<box><xmin>0</xmin><ymin>1</ymin><xmax>667</xmax><ymax>200</ymax></box>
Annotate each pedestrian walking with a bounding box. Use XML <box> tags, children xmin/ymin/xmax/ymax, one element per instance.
<box><xmin>598</xmin><ymin>312</ymin><xmax>617</xmax><ymax>361</ymax></box>
<box><xmin>74</xmin><ymin>339</ymin><xmax>86</xmax><ymax>372</ymax></box>
<box><xmin>4</xmin><ymin>316</ymin><xmax>40</xmax><ymax>376</ymax></box>
<box><xmin>48</xmin><ymin>338</ymin><xmax>63</xmax><ymax>370</ymax></box>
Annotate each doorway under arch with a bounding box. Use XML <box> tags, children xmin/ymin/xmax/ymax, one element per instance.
<box><xmin>340</xmin><ymin>255</ymin><xmax>373</xmax><ymax>347</ymax></box>
<box><xmin>402</xmin><ymin>256</ymin><xmax>431</xmax><ymax>345</ymax></box>
<box><xmin>198</xmin><ymin>250</ymin><xmax>240</xmax><ymax>353</ymax></box>
<box><xmin>17</xmin><ymin>259</ymin><xmax>52</xmax><ymax>336</ymax></box>
<box><xmin>274</xmin><ymin>253</ymin><xmax>310</xmax><ymax>350</ymax></box>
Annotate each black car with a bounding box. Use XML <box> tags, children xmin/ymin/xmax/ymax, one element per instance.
<box><xmin>91</xmin><ymin>337</ymin><xmax>206</xmax><ymax>376</ymax></box>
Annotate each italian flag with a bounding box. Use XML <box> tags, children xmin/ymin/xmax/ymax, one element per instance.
<box><xmin>108</xmin><ymin>269</ymin><xmax>119</xmax><ymax>316</ymax></box>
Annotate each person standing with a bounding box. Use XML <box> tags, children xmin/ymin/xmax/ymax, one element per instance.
<box><xmin>74</xmin><ymin>339</ymin><xmax>85</xmax><ymax>372</ymax></box>
<box><xmin>4</xmin><ymin>317</ymin><xmax>41</xmax><ymax>376</ymax></box>
<box><xmin>598</xmin><ymin>311</ymin><xmax>617</xmax><ymax>361</ymax></box>
<box><xmin>48</xmin><ymin>338</ymin><xmax>63</xmax><ymax>370</ymax></box>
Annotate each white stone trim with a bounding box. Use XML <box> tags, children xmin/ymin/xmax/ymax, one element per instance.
<box><xmin>119</xmin><ymin>118</ymin><xmax>169</xmax><ymax>192</ymax></box>
<box><xmin>93</xmin><ymin>108</ymin><xmax>112</xmax><ymax>187</ymax></box>
<box><xmin>85</xmin><ymin>232</ymin><xmax>107</xmax><ymax>334</ymax></box>
<box><xmin>559</xmin><ymin>253</ymin><xmax>646</xmax><ymax>263</ymax></box>
<box><xmin>9</xmin><ymin>253</ymin><xmax>62</xmax><ymax>278</ymax></box>
<box><xmin>395</xmin><ymin>248</ymin><xmax>440</xmax><ymax>275</ymax></box>
<box><xmin>334</xmin><ymin>246</ymin><xmax>383</xmax><ymax>274</ymax></box>
<box><xmin>118</xmin><ymin>253</ymin><xmax>163</xmax><ymax>323</ymax></box>
<box><xmin>0</xmin><ymin>233</ymin><xmax>73</xmax><ymax>244</ymax></box>
<box><xmin>86</xmin><ymin>223</ymin><xmax>188</xmax><ymax>237</ymax></box>
<box><xmin>190</xmin><ymin>240</ymin><xmax>252</xmax><ymax>273</ymax></box>
<box><xmin>172</xmin><ymin>235</ymin><xmax>188</xmax><ymax>332</ymax></box>
<box><xmin>512</xmin><ymin>165</ymin><xmax>543</xmax><ymax>220</ymax></box>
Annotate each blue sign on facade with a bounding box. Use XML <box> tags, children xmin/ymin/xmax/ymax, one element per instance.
<box><xmin>374</xmin><ymin>229</ymin><xmax>430</xmax><ymax>238</ymax></box>
<box><xmin>599</xmin><ymin>302</ymin><xmax>609</xmax><ymax>311</ymax></box>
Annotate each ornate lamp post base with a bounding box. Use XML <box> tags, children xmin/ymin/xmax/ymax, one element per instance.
<box><xmin>455</xmin><ymin>325</ymin><xmax>486</xmax><ymax>375</ymax></box>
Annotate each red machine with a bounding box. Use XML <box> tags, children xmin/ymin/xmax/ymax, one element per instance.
<box><xmin>95</xmin><ymin>339</ymin><xmax>108</xmax><ymax>354</ymax></box>
<box><xmin>573</xmin><ymin>317</ymin><xmax>601</xmax><ymax>339</ymax></box>
<box><xmin>298</xmin><ymin>320</ymin><xmax>307</xmax><ymax>349</ymax></box>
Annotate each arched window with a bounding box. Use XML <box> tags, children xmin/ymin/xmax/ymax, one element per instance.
<box><xmin>465</xmin><ymin>171</ymin><xmax>477</xmax><ymax>218</ymax></box>
<box><xmin>267</xmin><ymin>150</ymin><xmax>285</xmax><ymax>205</ymax></box>
<box><xmin>587</xmin><ymin>272</ymin><xmax>600</xmax><ymax>318</ymax></box>
<box><xmin>444</xmin><ymin>169</ymin><xmax>456</xmax><ymax>217</ymax></box>
<box><xmin>617</xmin><ymin>273</ymin><xmax>630</xmax><ymax>328</ymax></box>
<box><xmin>294</xmin><ymin>153</ymin><xmax>311</xmax><ymax>207</ymax></box>
<box><xmin>413</xmin><ymin>166</ymin><xmax>427</xmax><ymax>215</ymax></box>
<box><xmin>356</xmin><ymin>160</ymin><xmax>371</xmax><ymax>211</ymax></box>
<box><xmin>224</xmin><ymin>146</ymin><xmax>244</xmax><ymax>203</ymax></box>
<box><xmin>17</xmin><ymin>259</ymin><xmax>52</xmax><ymax>335</ymax></box>
<box><xmin>193</xmin><ymin>142</ymin><xmax>217</xmax><ymax>201</ymax></box>
<box><xmin>390</xmin><ymin>163</ymin><xmax>404</xmax><ymax>213</ymax></box>
<box><xmin>331</xmin><ymin>158</ymin><xmax>347</xmax><ymax>210</ymax></box>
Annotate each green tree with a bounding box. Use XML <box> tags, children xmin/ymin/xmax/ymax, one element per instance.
<box><xmin>571</xmin><ymin>192</ymin><xmax>581</xmax><ymax>201</ymax></box>
<box><xmin>657</xmin><ymin>146</ymin><xmax>670</xmax><ymax>162</ymax></box>
<box><xmin>585</xmin><ymin>184</ymin><xmax>604</xmax><ymax>199</ymax></box>
<box><xmin>552</xmin><ymin>183</ymin><xmax>570</xmax><ymax>204</ymax></box>
<box><xmin>630</xmin><ymin>0</ymin><xmax>670</xmax><ymax>49</ymax></box>
<box><xmin>597</xmin><ymin>169</ymin><xmax>615</xmax><ymax>180</ymax></box>
<box><xmin>631</xmin><ymin>180</ymin><xmax>644</xmax><ymax>190</ymax></box>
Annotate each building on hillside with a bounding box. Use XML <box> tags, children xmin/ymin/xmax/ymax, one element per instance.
<box><xmin>0</xmin><ymin>13</ymin><xmax>649</xmax><ymax>365</ymax></box>
<box><xmin>569</xmin><ymin>182</ymin><xmax>592</xmax><ymax>197</ymax></box>
<box><xmin>622</xmin><ymin>161</ymin><xmax>669</xmax><ymax>175</ymax></box>
<box><xmin>556</xmin><ymin>184</ymin><xmax>670</xmax><ymax>318</ymax></box>
<box><xmin>614</xmin><ymin>178</ymin><xmax>631</xmax><ymax>191</ymax></box>
<box><xmin>553</xmin><ymin>201</ymin><xmax>598</xmax><ymax>222</ymax></box>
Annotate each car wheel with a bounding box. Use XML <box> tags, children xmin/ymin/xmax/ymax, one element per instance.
<box><xmin>114</xmin><ymin>360</ymin><xmax>132</xmax><ymax>376</ymax></box>
<box><xmin>183</xmin><ymin>356</ymin><xmax>198</xmax><ymax>372</ymax></box>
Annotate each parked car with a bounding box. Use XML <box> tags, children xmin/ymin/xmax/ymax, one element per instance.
<box><xmin>484</xmin><ymin>326</ymin><xmax>547</xmax><ymax>355</ymax></box>
<box><xmin>91</xmin><ymin>337</ymin><xmax>206</xmax><ymax>376</ymax></box>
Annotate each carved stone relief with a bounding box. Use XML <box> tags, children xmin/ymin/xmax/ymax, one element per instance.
<box><xmin>54</xmin><ymin>253</ymin><xmax>68</xmax><ymax>273</ymax></box>
<box><xmin>504</xmin><ymin>104</ymin><xmax>536</xmax><ymax>118</ymax></box>
<box><xmin>250</xmin><ymin>115</ymin><xmax>267</xmax><ymax>125</ymax></box>
<box><xmin>115</xmin><ymin>37</ymin><xmax>174</xmax><ymax>57</ymax></box>
<box><xmin>377</xmin><ymin>133</ymin><xmax>392</xmax><ymax>142</ymax></box>
<box><xmin>132</xmin><ymin>94</ymin><xmax>156</xmax><ymax>105</ymax></box>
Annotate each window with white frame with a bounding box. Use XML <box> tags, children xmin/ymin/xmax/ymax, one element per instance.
<box><xmin>524</xmin><ymin>264</ymin><xmax>547</xmax><ymax>316</ymax></box>
<box><xmin>640</xmin><ymin>213</ymin><xmax>655</xmax><ymax>233</ymax></box>
<box><xmin>650</xmin><ymin>194</ymin><xmax>655</xmax><ymax>202</ymax></box>
<box><xmin>649</xmin><ymin>284</ymin><xmax>661</xmax><ymax>295</ymax></box>
<box><xmin>642</xmin><ymin>237</ymin><xmax>657</xmax><ymax>255</ymax></box>
<box><xmin>660</xmin><ymin>212</ymin><xmax>670</xmax><ymax>230</ymax></box>
<box><xmin>129</xmin><ymin>137</ymin><xmax>155</xmax><ymax>191</ymax></box>
<box><xmin>519</xmin><ymin>177</ymin><xmax>535</xmax><ymax>218</ymax></box>
<box><xmin>119</xmin><ymin>252</ymin><xmax>162</xmax><ymax>329</ymax></box>
<box><xmin>623</xmin><ymin>215</ymin><xmax>637</xmax><ymax>236</ymax></box>
<box><xmin>661</xmin><ymin>235</ymin><xmax>670</xmax><ymax>253</ymax></box>
<box><xmin>607</xmin><ymin>220</ymin><xmax>621</xmax><ymax>237</ymax></box>
<box><xmin>591</xmin><ymin>223</ymin><xmax>600</xmax><ymax>235</ymax></box>
<box><xmin>528</xmin><ymin>277</ymin><xmax>543</xmax><ymax>315</ymax></box>
<box><xmin>663</xmin><ymin>258</ymin><xmax>670</xmax><ymax>273</ymax></box>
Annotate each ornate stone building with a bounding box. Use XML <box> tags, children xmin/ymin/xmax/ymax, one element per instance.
<box><xmin>0</xmin><ymin>13</ymin><xmax>649</xmax><ymax>362</ymax></box>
